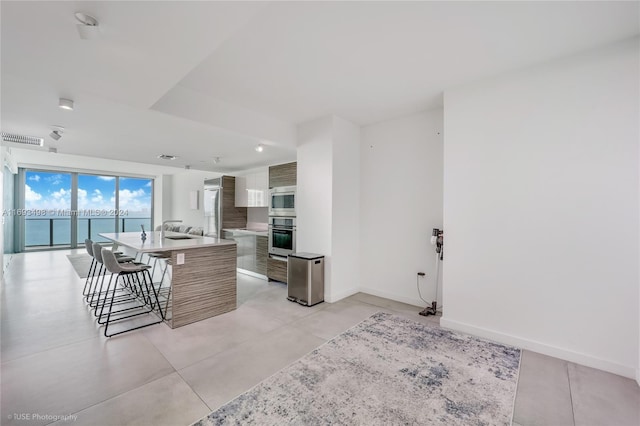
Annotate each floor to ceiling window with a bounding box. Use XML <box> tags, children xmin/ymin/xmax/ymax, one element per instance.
<box><xmin>76</xmin><ymin>174</ymin><xmax>117</xmax><ymax>244</ymax></box>
<box><xmin>19</xmin><ymin>168</ymin><xmax>153</xmax><ymax>251</ymax></box>
<box><xmin>24</xmin><ymin>171</ymin><xmax>73</xmax><ymax>248</ymax></box>
<box><xmin>117</xmin><ymin>177</ymin><xmax>153</xmax><ymax>234</ymax></box>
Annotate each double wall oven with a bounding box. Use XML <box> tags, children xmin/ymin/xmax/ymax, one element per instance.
<box><xmin>268</xmin><ymin>186</ymin><xmax>296</xmax><ymax>257</ymax></box>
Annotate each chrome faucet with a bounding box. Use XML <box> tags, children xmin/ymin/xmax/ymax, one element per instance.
<box><xmin>161</xmin><ymin>220</ymin><xmax>183</xmax><ymax>239</ymax></box>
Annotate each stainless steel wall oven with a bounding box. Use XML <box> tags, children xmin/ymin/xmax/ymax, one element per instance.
<box><xmin>268</xmin><ymin>216</ymin><xmax>296</xmax><ymax>256</ymax></box>
<box><xmin>268</xmin><ymin>186</ymin><xmax>296</xmax><ymax>217</ymax></box>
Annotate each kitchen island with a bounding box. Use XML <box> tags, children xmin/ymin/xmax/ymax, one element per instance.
<box><xmin>223</xmin><ymin>228</ymin><xmax>268</xmax><ymax>278</ymax></box>
<box><xmin>99</xmin><ymin>231</ymin><xmax>237</xmax><ymax>328</ymax></box>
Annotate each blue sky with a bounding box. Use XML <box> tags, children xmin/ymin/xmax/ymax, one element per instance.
<box><xmin>25</xmin><ymin>171</ymin><xmax>152</xmax><ymax>215</ymax></box>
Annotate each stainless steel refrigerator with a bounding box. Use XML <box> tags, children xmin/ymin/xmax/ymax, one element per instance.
<box><xmin>203</xmin><ymin>178</ymin><xmax>222</xmax><ymax>237</ymax></box>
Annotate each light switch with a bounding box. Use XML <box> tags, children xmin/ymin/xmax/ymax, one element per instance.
<box><xmin>177</xmin><ymin>253</ymin><xmax>185</xmax><ymax>265</ymax></box>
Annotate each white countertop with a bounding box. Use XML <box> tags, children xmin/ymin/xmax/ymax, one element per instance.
<box><xmin>99</xmin><ymin>231</ymin><xmax>236</xmax><ymax>253</ymax></box>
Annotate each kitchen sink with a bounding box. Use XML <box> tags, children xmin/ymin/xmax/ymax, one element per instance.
<box><xmin>164</xmin><ymin>235</ymin><xmax>193</xmax><ymax>240</ymax></box>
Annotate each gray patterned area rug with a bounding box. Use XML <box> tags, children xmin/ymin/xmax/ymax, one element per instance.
<box><xmin>194</xmin><ymin>312</ymin><xmax>521</xmax><ymax>426</ymax></box>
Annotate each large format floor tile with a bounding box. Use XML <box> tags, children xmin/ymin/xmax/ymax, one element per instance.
<box><xmin>293</xmin><ymin>298</ymin><xmax>382</xmax><ymax>340</ymax></box>
<box><xmin>513</xmin><ymin>350</ymin><xmax>575</xmax><ymax>426</ymax></box>
<box><xmin>240</xmin><ymin>283</ymin><xmax>328</xmax><ymax>323</ymax></box>
<box><xmin>569</xmin><ymin>363</ymin><xmax>640</xmax><ymax>426</ymax></box>
<box><xmin>1</xmin><ymin>305</ymin><xmax>99</xmax><ymax>362</ymax></box>
<box><xmin>142</xmin><ymin>304</ymin><xmax>286</xmax><ymax>370</ymax></box>
<box><xmin>1</xmin><ymin>332</ymin><xmax>174</xmax><ymax>426</ymax></box>
<box><xmin>178</xmin><ymin>324</ymin><xmax>325</xmax><ymax>410</ymax></box>
<box><xmin>52</xmin><ymin>373</ymin><xmax>210</xmax><ymax>426</ymax></box>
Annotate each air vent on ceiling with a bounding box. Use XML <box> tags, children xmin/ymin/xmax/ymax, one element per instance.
<box><xmin>1</xmin><ymin>132</ymin><xmax>44</xmax><ymax>146</ymax></box>
<box><xmin>157</xmin><ymin>154</ymin><xmax>177</xmax><ymax>160</ymax></box>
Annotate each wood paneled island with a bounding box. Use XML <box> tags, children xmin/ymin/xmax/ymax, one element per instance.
<box><xmin>99</xmin><ymin>231</ymin><xmax>237</xmax><ymax>328</ymax></box>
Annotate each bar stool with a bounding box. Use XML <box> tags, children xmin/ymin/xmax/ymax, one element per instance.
<box><xmin>100</xmin><ymin>248</ymin><xmax>164</xmax><ymax>337</ymax></box>
<box><xmin>88</xmin><ymin>241</ymin><xmax>137</xmax><ymax>310</ymax></box>
<box><xmin>84</xmin><ymin>238</ymin><xmax>131</xmax><ymax>302</ymax></box>
<box><xmin>143</xmin><ymin>252</ymin><xmax>172</xmax><ymax>317</ymax></box>
<box><xmin>83</xmin><ymin>239</ymin><xmax>98</xmax><ymax>298</ymax></box>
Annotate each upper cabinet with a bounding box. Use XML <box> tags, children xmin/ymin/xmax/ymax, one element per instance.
<box><xmin>235</xmin><ymin>168</ymin><xmax>268</xmax><ymax>207</ymax></box>
<box><xmin>269</xmin><ymin>162</ymin><xmax>297</xmax><ymax>188</ymax></box>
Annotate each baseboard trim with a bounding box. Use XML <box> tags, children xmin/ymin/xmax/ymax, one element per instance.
<box><xmin>440</xmin><ymin>317</ymin><xmax>637</xmax><ymax>380</ymax></box>
<box><xmin>357</xmin><ymin>287</ymin><xmax>426</xmax><ymax>309</ymax></box>
<box><xmin>326</xmin><ymin>286</ymin><xmax>360</xmax><ymax>303</ymax></box>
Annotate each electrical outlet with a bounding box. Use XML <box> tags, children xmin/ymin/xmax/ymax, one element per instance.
<box><xmin>177</xmin><ymin>253</ymin><xmax>185</xmax><ymax>265</ymax></box>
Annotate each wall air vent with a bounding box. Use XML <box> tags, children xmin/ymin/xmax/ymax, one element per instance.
<box><xmin>1</xmin><ymin>132</ymin><xmax>44</xmax><ymax>146</ymax></box>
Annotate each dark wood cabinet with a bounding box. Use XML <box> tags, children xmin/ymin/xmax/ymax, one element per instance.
<box><xmin>269</xmin><ymin>162</ymin><xmax>297</xmax><ymax>188</ymax></box>
<box><xmin>267</xmin><ymin>256</ymin><xmax>288</xmax><ymax>283</ymax></box>
<box><xmin>221</xmin><ymin>176</ymin><xmax>247</xmax><ymax>230</ymax></box>
<box><xmin>256</xmin><ymin>235</ymin><xmax>268</xmax><ymax>275</ymax></box>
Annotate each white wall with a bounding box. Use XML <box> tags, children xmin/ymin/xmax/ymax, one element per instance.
<box><xmin>331</xmin><ymin>117</ymin><xmax>361</xmax><ymax>300</ymax></box>
<box><xmin>169</xmin><ymin>169</ymin><xmax>221</xmax><ymax>228</ymax></box>
<box><xmin>297</xmin><ymin>116</ymin><xmax>334</xmax><ymax>296</ymax></box>
<box><xmin>360</xmin><ymin>109</ymin><xmax>444</xmax><ymax>307</ymax></box>
<box><xmin>297</xmin><ymin>115</ymin><xmax>361</xmax><ymax>302</ymax></box>
<box><xmin>442</xmin><ymin>38</ymin><xmax>639</xmax><ymax>378</ymax></box>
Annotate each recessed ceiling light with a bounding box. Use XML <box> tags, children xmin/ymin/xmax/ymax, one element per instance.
<box><xmin>157</xmin><ymin>154</ymin><xmax>177</xmax><ymax>160</ymax></box>
<box><xmin>75</xmin><ymin>12</ymin><xmax>98</xmax><ymax>26</ymax></box>
<box><xmin>75</xmin><ymin>12</ymin><xmax>100</xmax><ymax>40</ymax></box>
<box><xmin>59</xmin><ymin>98</ymin><xmax>74</xmax><ymax>111</ymax></box>
<box><xmin>255</xmin><ymin>144</ymin><xmax>264</xmax><ymax>152</ymax></box>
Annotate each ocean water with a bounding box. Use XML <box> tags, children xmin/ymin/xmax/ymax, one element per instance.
<box><xmin>25</xmin><ymin>217</ymin><xmax>151</xmax><ymax>247</ymax></box>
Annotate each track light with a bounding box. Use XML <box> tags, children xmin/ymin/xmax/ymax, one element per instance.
<box><xmin>213</xmin><ymin>157</ymin><xmax>221</xmax><ymax>164</ymax></box>
<box><xmin>49</xmin><ymin>126</ymin><xmax>64</xmax><ymax>141</ymax></box>
<box><xmin>59</xmin><ymin>98</ymin><xmax>74</xmax><ymax>111</ymax></box>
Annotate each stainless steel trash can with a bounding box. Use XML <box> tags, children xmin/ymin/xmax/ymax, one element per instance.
<box><xmin>287</xmin><ymin>252</ymin><xmax>324</xmax><ymax>306</ymax></box>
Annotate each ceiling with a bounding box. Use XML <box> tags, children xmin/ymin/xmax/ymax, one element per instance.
<box><xmin>2</xmin><ymin>1</ymin><xmax>638</xmax><ymax>172</ymax></box>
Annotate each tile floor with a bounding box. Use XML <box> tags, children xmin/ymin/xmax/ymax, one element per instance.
<box><xmin>1</xmin><ymin>250</ymin><xmax>638</xmax><ymax>426</ymax></box>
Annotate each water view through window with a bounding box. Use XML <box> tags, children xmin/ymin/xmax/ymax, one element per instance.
<box><xmin>24</xmin><ymin>170</ymin><xmax>152</xmax><ymax>248</ymax></box>
<box><xmin>24</xmin><ymin>171</ymin><xmax>72</xmax><ymax>247</ymax></box>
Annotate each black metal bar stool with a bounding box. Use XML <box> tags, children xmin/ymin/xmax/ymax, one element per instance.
<box><xmin>83</xmin><ymin>239</ymin><xmax>99</xmax><ymax>298</ymax></box>
<box><xmin>100</xmin><ymin>248</ymin><xmax>165</xmax><ymax>337</ymax></box>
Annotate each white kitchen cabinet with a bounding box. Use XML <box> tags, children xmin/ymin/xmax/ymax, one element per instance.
<box><xmin>253</xmin><ymin>170</ymin><xmax>268</xmax><ymax>207</ymax></box>
<box><xmin>235</xmin><ymin>175</ymin><xmax>248</xmax><ymax>207</ymax></box>
<box><xmin>235</xmin><ymin>168</ymin><xmax>268</xmax><ymax>207</ymax></box>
